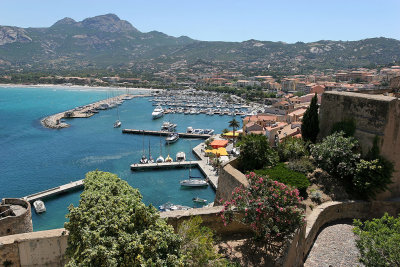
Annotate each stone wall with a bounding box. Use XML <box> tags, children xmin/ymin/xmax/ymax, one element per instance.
<box><xmin>0</xmin><ymin>228</ymin><xmax>68</xmax><ymax>267</ymax></box>
<box><xmin>0</xmin><ymin>199</ymin><xmax>33</xmax><ymax>237</ymax></box>
<box><xmin>319</xmin><ymin>91</ymin><xmax>400</xmax><ymax>199</ymax></box>
<box><xmin>214</xmin><ymin>159</ymin><xmax>249</xmax><ymax>203</ymax></box>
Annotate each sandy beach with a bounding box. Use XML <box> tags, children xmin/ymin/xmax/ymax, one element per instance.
<box><xmin>0</xmin><ymin>83</ymin><xmax>163</xmax><ymax>92</ymax></box>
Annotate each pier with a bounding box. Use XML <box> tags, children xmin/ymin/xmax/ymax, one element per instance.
<box><xmin>122</xmin><ymin>129</ymin><xmax>211</xmax><ymax>139</ymax></box>
<box><xmin>23</xmin><ymin>180</ymin><xmax>84</xmax><ymax>203</ymax></box>
<box><xmin>130</xmin><ymin>141</ymin><xmax>219</xmax><ymax>189</ymax></box>
<box><xmin>41</xmin><ymin>94</ymin><xmax>147</xmax><ymax>129</ymax></box>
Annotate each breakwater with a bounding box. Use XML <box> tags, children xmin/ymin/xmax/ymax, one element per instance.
<box><xmin>41</xmin><ymin>94</ymin><xmax>143</xmax><ymax>129</ymax></box>
<box><xmin>122</xmin><ymin>129</ymin><xmax>211</xmax><ymax>139</ymax></box>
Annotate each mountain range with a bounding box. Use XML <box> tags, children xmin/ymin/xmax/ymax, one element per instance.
<box><xmin>0</xmin><ymin>14</ymin><xmax>399</xmax><ymax>73</ymax></box>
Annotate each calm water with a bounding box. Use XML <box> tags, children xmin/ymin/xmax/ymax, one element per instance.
<box><xmin>0</xmin><ymin>86</ymin><xmax>234</xmax><ymax>231</ymax></box>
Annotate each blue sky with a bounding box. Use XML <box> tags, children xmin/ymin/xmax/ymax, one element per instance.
<box><xmin>1</xmin><ymin>0</ymin><xmax>399</xmax><ymax>43</ymax></box>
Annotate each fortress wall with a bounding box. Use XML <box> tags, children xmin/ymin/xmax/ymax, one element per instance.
<box><xmin>0</xmin><ymin>199</ymin><xmax>33</xmax><ymax>237</ymax></box>
<box><xmin>319</xmin><ymin>91</ymin><xmax>400</xmax><ymax>199</ymax></box>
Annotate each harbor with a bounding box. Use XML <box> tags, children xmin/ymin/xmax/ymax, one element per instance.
<box><xmin>41</xmin><ymin>93</ymin><xmax>144</xmax><ymax>129</ymax></box>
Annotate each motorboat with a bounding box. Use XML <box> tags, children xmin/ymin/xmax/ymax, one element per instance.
<box><xmin>165</xmin><ymin>133</ymin><xmax>179</xmax><ymax>144</ymax></box>
<box><xmin>186</xmin><ymin>127</ymin><xmax>193</xmax><ymax>134</ymax></box>
<box><xmin>113</xmin><ymin>120</ymin><xmax>122</xmax><ymax>128</ymax></box>
<box><xmin>152</xmin><ymin>105</ymin><xmax>164</xmax><ymax>119</ymax></box>
<box><xmin>180</xmin><ymin>178</ymin><xmax>208</xmax><ymax>187</ymax></box>
<box><xmin>176</xmin><ymin>152</ymin><xmax>186</xmax><ymax>162</ymax></box>
<box><xmin>203</xmin><ymin>129</ymin><xmax>214</xmax><ymax>135</ymax></box>
<box><xmin>33</xmin><ymin>200</ymin><xmax>46</xmax><ymax>213</ymax></box>
<box><xmin>161</xmin><ymin>121</ymin><xmax>177</xmax><ymax>132</ymax></box>
<box><xmin>159</xmin><ymin>202</ymin><xmax>191</xmax><ymax>212</ymax></box>
<box><xmin>192</xmin><ymin>197</ymin><xmax>207</xmax><ymax>203</ymax></box>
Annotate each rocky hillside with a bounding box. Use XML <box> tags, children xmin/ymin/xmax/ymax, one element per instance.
<box><xmin>0</xmin><ymin>14</ymin><xmax>399</xmax><ymax>73</ymax></box>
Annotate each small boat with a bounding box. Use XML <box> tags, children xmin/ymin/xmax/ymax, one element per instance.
<box><xmin>176</xmin><ymin>152</ymin><xmax>186</xmax><ymax>162</ymax></box>
<box><xmin>165</xmin><ymin>133</ymin><xmax>179</xmax><ymax>144</ymax></box>
<box><xmin>33</xmin><ymin>200</ymin><xmax>46</xmax><ymax>213</ymax></box>
<box><xmin>165</xmin><ymin>154</ymin><xmax>173</xmax><ymax>162</ymax></box>
<box><xmin>186</xmin><ymin>127</ymin><xmax>193</xmax><ymax>134</ymax></box>
<box><xmin>139</xmin><ymin>155</ymin><xmax>148</xmax><ymax>164</ymax></box>
<box><xmin>113</xmin><ymin>120</ymin><xmax>121</xmax><ymax>128</ymax></box>
<box><xmin>156</xmin><ymin>155</ymin><xmax>165</xmax><ymax>163</ymax></box>
<box><xmin>159</xmin><ymin>202</ymin><xmax>191</xmax><ymax>212</ymax></box>
<box><xmin>161</xmin><ymin>121</ymin><xmax>177</xmax><ymax>132</ymax></box>
<box><xmin>180</xmin><ymin>179</ymin><xmax>208</xmax><ymax>187</ymax></box>
<box><xmin>152</xmin><ymin>105</ymin><xmax>164</xmax><ymax>119</ymax></box>
<box><xmin>192</xmin><ymin>197</ymin><xmax>207</xmax><ymax>203</ymax></box>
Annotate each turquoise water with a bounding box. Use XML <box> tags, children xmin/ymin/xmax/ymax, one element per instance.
<box><xmin>0</xmin><ymin>86</ymin><xmax>233</xmax><ymax>231</ymax></box>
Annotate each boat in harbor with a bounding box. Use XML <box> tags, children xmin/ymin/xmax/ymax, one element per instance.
<box><xmin>165</xmin><ymin>133</ymin><xmax>179</xmax><ymax>144</ymax></box>
<box><xmin>156</xmin><ymin>136</ymin><xmax>164</xmax><ymax>163</ymax></box>
<box><xmin>161</xmin><ymin>121</ymin><xmax>177</xmax><ymax>132</ymax></box>
<box><xmin>152</xmin><ymin>105</ymin><xmax>164</xmax><ymax>119</ymax></box>
<box><xmin>33</xmin><ymin>200</ymin><xmax>46</xmax><ymax>213</ymax></box>
<box><xmin>165</xmin><ymin>154</ymin><xmax>173</xmax><ymax>162</ymax></box>
<box><xmin>113</xmin><ymin>120</ymin><xmax>121</xmax><ymax>128</ymax></box>
<box><xmin>192</xmin><ymin>197</ymin><xmax>207</xmax><ymax>203</ymax></box>
<box><xmin>176</xmin><ymin>152</ymin><xmax>186</xmax><ymax>162</ymax></box>
<box><xmin>180</xmin><ymin>179</ymin><xmax>208</xmax><ymax>187</ymax></box>
<box><xmin>159</xmin><ymin>202</ymin><xmax>191</xmax><ymax>212</ymax></box>
<box><xmin>148</xmin><ymin>140</ymin><xmax>154</xmax><ymax>163</ymax></box>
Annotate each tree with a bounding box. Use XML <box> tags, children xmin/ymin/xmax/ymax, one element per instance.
<box><xmin>277</xmin><ymin>137</ymin><xmax>307</xmax><ymax>162</ymax></box>
<box><xmin>65</xmin><ymin>171</ymin><xmax>182</xmax><ymax>266</ymax></box>
<box><xmin>301</xmin><ymin>93</ymin><xmax>319</xmax><ymax>143</ymax></box>
<box><xmin>353</xmin><ymin>213</ymin><xmax>400</xmax><ymax>266</ymax></box>
<box><xmin>237</xmin><ymin>134</ymin><xmax>279</xmax><ymax>172</ymax></box>
<box><xmin>228</xmin><ymin>118</ymin><xmax>240</xmax><ymax>145</ymax></box>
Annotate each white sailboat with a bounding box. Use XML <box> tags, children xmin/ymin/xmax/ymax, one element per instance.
<box><xmin>113</xmin><ymin>101</ymin><xmax>121</xmax><ymax>128</ymax></box>
<box><xmin>156</xmin><ymin>135</ymin><xmax>165</xmax><ymax>163</ymax></box>
<box><xmin>180</xmin><ymin>144</ymin><xmax>208</xmax><ymax>187</ymax></box>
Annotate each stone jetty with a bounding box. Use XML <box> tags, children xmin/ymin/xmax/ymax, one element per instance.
<box><xmin>41</xmin><ymin>94</ymin><xmax>139</xmax><ymax>129</ymax></box>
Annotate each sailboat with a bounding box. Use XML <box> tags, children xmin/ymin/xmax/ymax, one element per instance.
<box><xmin>139</xmin><ymin>133</ymin><xmax>148</xmax><ymax>164</ymax></box>
<box><xmin>180</xmin><ymin>143</ymin><xmax>208</xmax><ymax>187</ymax></box>
<box><xmin>148</xmin><ymin>140</ymin><xmax>154</xmax><ymax>163</ymax></box>
<box><xmin>156</xmin><ymin>135</ymin><xmax>165</xmax><ymax>163</ymax></box>
<box><xmin>113</xmin><ymin>103</ymin><xmax>121</xmax><ymax>128</ymax></box>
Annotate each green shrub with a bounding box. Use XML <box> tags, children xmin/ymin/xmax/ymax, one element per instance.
<box><xmin>237</xmin><ymin>134</ymin><xmax>279</xmax><ymax>172</ymax></box>
<box><xmin>277</xmin><ymin>137</ymin><xmax>307</xmax><ymax>162</ymax></box>
<box><xmin>353</xmin><ymin>213</ymin><xmax>400</xmax><ymax>266</ymax></box>
<box><xmin>287</xmin><ymin>157</ymin><xmax>315</xmax><ymax>174</ymax></box>
<box><xmin>331</xmin><ymin>119</ymin><xmax>356</xmax><ymax>137</ymax></box>
<box><xmin>178</xmin><ymin>216</ymin><xmax>228</xmax><ymax>267</ymax></box>
<box><xmin>65</xmin><ymin>171</ymin><xmax>182</xmax><ymax>266</ymax></box>
<box><xmin>254</xmin><ymin>163</ymin><xmax>310</xmax><ymax>196</ymax></box>
<box><xmin>310</xmin><ymin>131</ymin><xmax>360</xmax><ymax>182</ymax></box>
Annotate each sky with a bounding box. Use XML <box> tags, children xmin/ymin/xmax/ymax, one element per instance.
<box><xmin>0</xmin><ymin>0</ymin><xmax>399</xmax><ymax>43</ymax></box>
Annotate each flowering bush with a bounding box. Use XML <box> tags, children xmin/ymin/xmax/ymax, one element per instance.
<box><xmin>220</xmin><ymin>172</ymin><xmax>305</xmax><ymax>245</ymax></box>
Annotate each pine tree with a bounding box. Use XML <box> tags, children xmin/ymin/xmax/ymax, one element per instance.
<box><xmin>301</xmin><ymin>93</ymin><xmax>319</xmax><ymax>143</ymax></box>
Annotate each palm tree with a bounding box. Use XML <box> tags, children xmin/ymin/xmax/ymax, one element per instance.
<box><xmin>228</xmin><ymin>118</ymin><xmax>240</xmax><ymax>145</ymax></box>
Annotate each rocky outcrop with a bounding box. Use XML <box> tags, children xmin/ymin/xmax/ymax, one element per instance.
<box><xmin>0</xmin><ymin>26</ymin><xmax>32</xmax><ymax>45</ymax></box>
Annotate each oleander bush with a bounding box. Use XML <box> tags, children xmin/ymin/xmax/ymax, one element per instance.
<box><xmin>237</xmin><ymin>134</ymin><xmax>279</xmax><ymax>172</ymax></box>
<box><xmin>220</xmin><ymin>173</ymin><xmax>305</xmax><ymax>251</ymax></box>
<box><xmin>255</xmin><ymin>163</ymin><xmax>310</xmax><ymax>197</ymax></box>
<box><xmin>353</xmin><ymin>213</ymin><xmax>400</xmax><ymax>267</ymax></box>
<box><xmin>277</xmin><ymin>137</ymin><xmax>307</xmax><ymax>162</ymax></box>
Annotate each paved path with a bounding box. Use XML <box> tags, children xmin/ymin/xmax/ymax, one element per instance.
<box><xmin>304</xmin><ymin>222</ymin><xmax>363</xmax><ymax>267</ymax></box>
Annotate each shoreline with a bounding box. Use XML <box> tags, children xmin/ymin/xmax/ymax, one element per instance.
<box><xmin>0</xmin><ymin>83</ymin><xmax>164</xmax><ymax>92</ymax></box>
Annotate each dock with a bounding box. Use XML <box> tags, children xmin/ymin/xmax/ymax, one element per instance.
<box><xmin>23</xmin><ymin>180</ymin><xmax>84</xmax><ymax>203</ymax></box>
<box><xmin>122</xmin><ymin>129</ymin><xmax>211</xmax><ymax>139</ymax></box>
<box><xmin>130</xmin><ymin>141</ymin><xmax>219</xmax><ymax>189</ymax></box>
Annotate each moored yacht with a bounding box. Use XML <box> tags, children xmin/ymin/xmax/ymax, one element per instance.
<box><xmin>180</xmin><ymin>178</ymin><xmax>208</xmax><ymax>187</ymax></box>
<box><xmin>176</xmin><ymin>152</ymin><xmax>186</xmax><ymax>162</ymax></box>
<box><xmin>161</xmin><ymin>121</ymin><xmax>177</xmax><ymax>132</ymax></box>
<box><xmin>33</xmin><ymin>200</ymin><xmax>46</xmax><ymax>213</ymax></box>
<box><xmin>152</xmin><ymin>105</ymin><xmax>164</xmax><ymax>119</ymax></box>
<box><xmin>165</xmin><ymin>133</ymin><xmax>179</xmax><ymax>144</ymax></box>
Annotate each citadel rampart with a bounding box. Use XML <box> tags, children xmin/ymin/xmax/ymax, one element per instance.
<box><xmin>319</xmin><ymin>91</ymin><xmax>400</xmax><ymax>199</ymax></box>
<box><xmin>0</xmin><ymin>199</ymin><xmax>32</xmax><ymax>237</ymax></box>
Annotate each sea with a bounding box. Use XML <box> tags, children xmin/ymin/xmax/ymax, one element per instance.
<box><xmin>0</xmin><ymin>86</ymin><xmax>234</xmax><ymax>231</ymax></box>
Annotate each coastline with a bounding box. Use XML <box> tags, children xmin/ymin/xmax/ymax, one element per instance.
<box><xmin>0</xmin><ymin>83</ymin><xmax>163</xmax><ymax>92</ymax></box>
